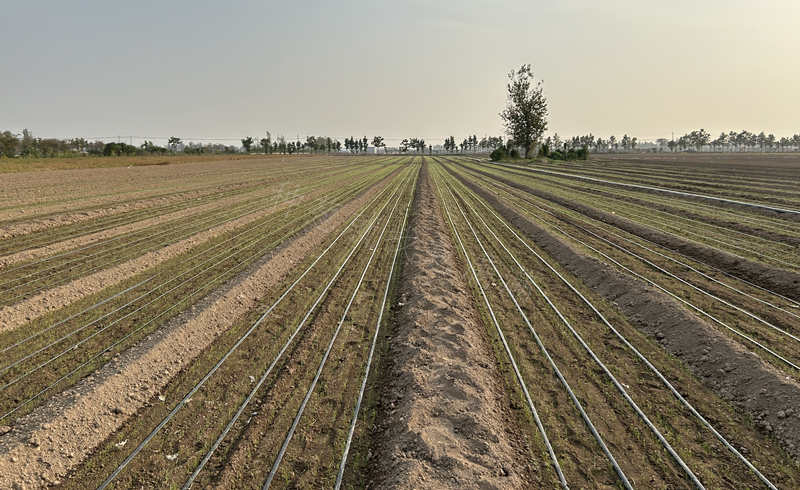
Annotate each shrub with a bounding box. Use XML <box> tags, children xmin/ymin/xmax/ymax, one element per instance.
<box><xmin>490</xmin><ymin>147</ymin><xmax>508</xmax><ymax>161</ymax></box>
<box><xmin>538</xmin><ymin>143</ymin><xmax>550</xmax><ymax>158</ymax></box>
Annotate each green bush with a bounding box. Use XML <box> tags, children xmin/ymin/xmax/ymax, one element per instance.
<box><xmin>538</xmin><ymin>143</ymin><xmax>550</xmax><ymax>157</ymax></box>
<box><xmin>490</xmin><ymin>147</ymin><xmax>508</xmax><ymax>161</ymax></box>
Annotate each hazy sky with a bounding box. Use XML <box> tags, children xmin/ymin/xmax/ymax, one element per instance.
<box><xmin>2</xmin><ymin>0</ymin><xmax>799</xmax><ymax>145</ymax></box>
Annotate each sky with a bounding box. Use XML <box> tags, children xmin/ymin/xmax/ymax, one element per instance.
<box><xmin>2</xmin><ymin>0</ymin><xmax>799</xmax><ymax>146</ymax></box>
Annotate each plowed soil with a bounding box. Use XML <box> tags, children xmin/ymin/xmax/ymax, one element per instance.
<box><xmin>369</xmin><ymin>164</ymin><xmax>535</xmax><ymax>489</ymax></box>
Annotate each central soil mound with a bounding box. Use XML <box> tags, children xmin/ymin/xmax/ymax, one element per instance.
<box><xmin>368</xmin><ymin>164</ymin><xmax>534</xmax><ymax>489</ymax></box>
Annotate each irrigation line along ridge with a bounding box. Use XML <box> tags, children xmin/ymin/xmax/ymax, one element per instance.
<box><xmin>556</xmin><ymin>210</ymin><xmax>800</xmax><ymax>343</ymax></box>
<box><xmin>459</xmin><ymin>161</ymin><xmax>800</xmax><ymax>345</ymax></box>
<box><xmin>431</xmin><ymin>170</ymin><xmax>569</xmax><ymax>489</ymax></box>
<box><xmin>524</xmin><ymin>191</ymin><xmax>800</xmax><ymax>319</ymax></box>
<box><xmin>466</xmin><ymin>159</ymin><xmax>798</xmax><ymax>271</ymax></box>
<box><xmin>0</xmin><ymin>159</ymin><xmax>393</xmax><ymax>302</ymax></box>
<box><xmin>0</xmin><ymin>274</ymin><xmax>157</xmax><ymax>356</ymax></box>
<box><xmin>491</xmin><ymin>161</ymin><xmax>800</xmax><ymax>216</ymax></box>
<box><xmin>436</xmin><ymin>170</ymin><xmax>632</xmax><ymax>489</ymax></box>
<box><xmin>0</xmin><ymin>170</ymin><xmax>377</xmax><ymax>356</ymax></box>
<box><xmin>459</xmin><ymin>158</ymin><xmax>800</xmax><ymax>310</ymax></box>
<box><xmin>183</xmin><ymin>170</ymin><xmax>412</xmax><ymax>489</ymax></box>
<box><xmin>462</xmin><ymin>166</ymin><xmax>779</xmax><ymax>489</ymax></box>
<box><xmin>262</xmin><ymin>173</ymin><xmax>411</xmax><ymax>489</ymax></box>
<box><xmin>0</xmin><ymin>163</ymin><xmax>322</xmax><ymax>272</ymax></box>
<box><xmin>446</xmin><ymin>160</ymin><xmax>800</xmax><ymax>367</ymax></box>
<box><xmin>515</xmin><ymin>167</ymin><xmax>799</xmax><ymax>269</ymax></box>
<box><xmin>97</xmin><ymin>167</ymin><xmax>410</xmax><ymax>489</ymax></box>
<box><xmin>0</xmin><ymin>174</ymin><xmax>388</xmax><ymax>422</ymax></box>
<box><xmin>444</xmin><ymin>175</ymin><xmax>703</xmax><ymax>488</ymax></box>
<box><xmin>551</xmin><ymin>218</ymin><xmax>800</xmax><ymax>371</ymax></box>
<box><xmin>0</xmin><ymin>184</ymin><xmax>358</xmax><ymax>394</ymax></box>
<box><xmin>334</xmin><ymin>191</ymin><xmax>412</xmax><ymax>490</ymax></box>
<box><xmin>0</xmin><ymin>177</ymin><xmax>367</xmax><ymax>381</ymax></box>
<box><xmin>0</xmin><ymin>159</ymin><xmax>379</xmax><ymax>266</ymax></box>
<box><xmin>0</xmin><ymin>184</ymin><xmax>310</xmax><ymax>303</ymax></box>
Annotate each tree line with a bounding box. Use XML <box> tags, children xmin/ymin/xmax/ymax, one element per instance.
<box><xmin>655</xmin><ymin>130</ymin><xmax>800</xmax><ymax>152</ymax></box>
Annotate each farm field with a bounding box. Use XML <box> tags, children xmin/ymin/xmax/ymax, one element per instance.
<box><xmin>1</xmin><ymin>153</ymin><xmax>799</xmax><ymax>489</ymax></box>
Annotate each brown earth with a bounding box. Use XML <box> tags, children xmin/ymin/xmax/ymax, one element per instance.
<box><xmin>0</xmin><ymin>166</ymin><xmax>296</xmax><ymax>239</ymax></box>
<box><xmin>0</xmin><ymin>171</ymin><xmax>392</xmax><ymax>489</ymax></box>
<box><xmin>0</xmin><ymin>184</ymin><xmax>294</xmax><ymax>268</ymax></box>
<box><xmin>454</xmin><ymin>169</ymin><xmax>800</xmax><ymax>463</ymax></box>
<box><xmin>501</xmin><ymin>161</ymin><xmax>800</xmax><ymax>222</ymax></box>
<box><xmin>368</xmin><ymin>163</ymin><xmax>534</xmax><ymax>489</ymax></box>
<box><xmin>535</xmin><ymin>176</ymin><xmax>800</xmax><ymax>248</ymax></box>
<box><xmin>0</xmin><ymin>192</ymin><xmax>309</xmax><ymax>333</ymax></box>
<box><xmin>0</xmin><ymin>155</ymin><xmax>328</xmax><ymax>230</ymax></box>
<box><xmin>461</xmin><ymin>162</ymin><xmax>800</xmax><ymax>301</ymax></box>
<box><xmin>0</xmin><ymin>191</ymin><xmax>202</xmax><ymax>240</ymax></box>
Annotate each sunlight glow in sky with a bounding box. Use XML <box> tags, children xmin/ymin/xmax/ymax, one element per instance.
<box><xmin>2</xmin><ymin>0</ymin><xmax>798</xmax><ymax>145</ymax></box>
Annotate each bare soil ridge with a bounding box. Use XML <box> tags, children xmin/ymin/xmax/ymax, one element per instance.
<box><xmin>0</xmin><ymin>190</ymin><xmax>315</xmax><ymax>333</ymax></box>
<box><xmin>369</xmin><ymin>163</ymin><xmax>533</xmax><ymax>489</ymax></box>
<box><xmin>0</xmin><ymin>171</ymin><xmax>392</xmax><ymax>489</ymax></box>
<box><xmin>452</xmin><ymin>167</ymin><xmax>800</xmax><ymax>462</ymax></box>
<box><xmin>535</xmin><ymin>175</ymin><xmax>800</xmax><ymax>248</ymax></box>
<box><xmin>0</xmin><ymin>186</ymin><xmax>285</xmax><ymax>268</ymax></box>
<box><xmin>464</xmin><ymin>161</ymin><xmax>800</xmax><ymax>301</ymax></box>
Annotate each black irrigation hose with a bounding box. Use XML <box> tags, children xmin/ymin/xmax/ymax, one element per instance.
<box><xmin>0</xmin><ymin>178</ymin><xmax>374</xmax><ymax>391</ymax></box>
<box><xmin>0</xmin><ymin>171</ymin><xmax>376</xmax><ymax>361</ymax></box>
<box><xmin>450</xmin><ymin>159</ymin><xmax>800</xmax><ymax>313</ymax></box>
<box><xmin>431</xmin><ymin>169</ymin><xmax>569</xmax><ymax>488</ymax></box>
<box><xmin>96</xmin><ymin>168</ymin><xmax>409</xmax><ymax>489</ymax></box>
<box><xmin>448</xmin><ymin>161</ymin><xmax>778</xmax><ymax>489</ymax></box>
<box><xmin>262</xmin><ymin>170</ymin><xmax>413</xmax><ymax>489</ymax></box>
<box><xmin>442</xmin><ymin>173</ymin><xmax>702</xmax><ymax>488</ymax></box>
<box><xmin>491</xmin><ymin>161</ymin><xmax>800</xmax><ymax>216</ymax></box>
<box><xmin>0</xmin><ymin>170</ymin><xmax>401</xmax><ymax>422</ymax></box>
<box><xmin>444</xmin><ymin>160</ymin><xmax>800</xmax><ymax>370</ymax></box>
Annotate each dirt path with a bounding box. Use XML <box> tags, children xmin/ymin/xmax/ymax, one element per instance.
<box><xmin>368</xmin><ymin>163</ymin><xmax>533</xmax><ymax>489</ymax></box>
<box><xmin>0</xmin><ymin>176</ymin><xmax>392</xmax><ymax>489</ymax></box>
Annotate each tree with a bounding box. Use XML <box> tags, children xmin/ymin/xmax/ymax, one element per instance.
<box><xmin>241</xmin><ymin>137</ymin><xmax>254</xmax><ymax>153</ymax></box>
<box><xmin>0</xmin><ymin>131</ymin><xmax>19</xmax><ymax>157</ymax></box>
<box><xmin>168</xmin><ymin>136</ymin><xmax>182</xmax><ymax>151</ymax></box>
<box><xmin>263</xmin><ymin>132</ymin><xmax>272</xmax><ymax>154</ymax></box>
<box><xmin>372</xmin><ymin>136</ymin><xmax>385</xmax><ymax>153</ymax></box>
<box><xmin>20</xmin><ymin>129</ymin><xmax>37</xmax><ymax>156</ymax></box>
<box><xmin>499</xmin><ymin>64</ymin><xmax>548</xmax><ymax>158</ymax></box>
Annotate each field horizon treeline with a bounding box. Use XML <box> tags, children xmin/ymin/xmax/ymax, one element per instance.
<box><xmin>3</xmin><ymin>127</ymin><xmax>800</xmax><ymax>160</ymax></box>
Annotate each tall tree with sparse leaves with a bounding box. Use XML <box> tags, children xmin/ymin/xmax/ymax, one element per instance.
<box><xmin>500</xmin><ymin>64</ymin><xmax>548</xmax><ymax>158</ymax></box>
